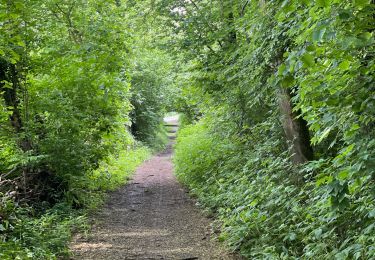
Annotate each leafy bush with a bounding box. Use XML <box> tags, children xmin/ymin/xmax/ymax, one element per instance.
<box><xmin>130</xmin><ymin>49</ymin><xmax>175</xmax><ymax>150</ymax></box>
<box><xmin>174</xmin><ymin>115</ymin><xmax>375</xmax><ymax>259</ymax></box>
<box><xmin>0</xmin><ymin>1</ymin><xmax>170</xmax><ymax>258</ymax></box>
<box><xmin>0</xmin><ymin>196</ymin><xmax>87</xmax><ymax>260</ymax></box>
<box><xmin>174</xmin><ymin>120</ymin><xmax>220</xmax><ymax>188</ymax></box>
<box><xmin>0</xmin><ymin>145</ymin><xmax>150</xmax><ymax>259</ymax></box>
<box><xmin>71</xmin><ymin>145</ymin><xmax>151</xmax><ymax>209</ymax></box>
<box><xmin>167</xmin><ymin>0</ymin><xmax>374</xmax><ymax>259</ymax></box>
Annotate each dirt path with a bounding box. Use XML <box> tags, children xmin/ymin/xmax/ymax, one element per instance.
<box><xmin>70</xmin><ymin>117</ymin><xmax>240</xmax><ymax>260</ymax></box>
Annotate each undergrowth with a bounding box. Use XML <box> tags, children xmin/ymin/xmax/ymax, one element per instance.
<box><xmin>0</xmin><ymin>145</ymin><xmax>150</xmax><ymax>259</ymax></box>
<box><xmin>0</xmin><ymin>201</ymin><xmax>87</xmax><ymax>259</ymax></box>
<box><xmin>174</xmin><ymin>118</ymin><xmax>375</xmax><ymax>259</ymax></box>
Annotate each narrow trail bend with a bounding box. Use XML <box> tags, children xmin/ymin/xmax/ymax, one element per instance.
<box><xmin>71</xmin><ymin>116</ymin><xmax>240</xmax><ymax>260</ymax></box>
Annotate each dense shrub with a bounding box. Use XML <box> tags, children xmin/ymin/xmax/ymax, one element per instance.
<box><xmin>0</xmin><ymin>1</ymin><xmax>160</xmax><ymax>258</ymax></box>
<box><xmin>129</xmin><ymin>47</ymin><xmax>176</xmax><ymax>150</ymax></box>
<box><xmin>174</xmin><ymin>115</ymin><xmax>375</xmax><ymax>259</ymax></box>
<box><xmin>167</xmin><ymin>0</ymin><xmax>375</xmax><ymax>258</ymax></box>
<box><xmin>0</xmin><ymin>144</ymin><xmax>150</xmax><ymax>259</ymax></box>
<box><xmin>0</xmin><ymin>197</ymin><xmax>87</xmax><ymax>259</ymax></box>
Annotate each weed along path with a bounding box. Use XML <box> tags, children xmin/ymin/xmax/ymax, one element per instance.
<box><xmin>71</xmin><ymin>116</ymin><xmax>240</xmax><ymax>260</ymax></box>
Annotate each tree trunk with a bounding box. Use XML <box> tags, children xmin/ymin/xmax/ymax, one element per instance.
<box><xmin>222</xmin><ymin>0</ymin><xmax>236</xmax><ymax>47</ymax></box>
<box><xmin>279</xmin><ymin>87</ymin><xmax>313</xmax><ymax>164</ymax></box>
<box><xmin>0</xmin><ymin>59</ymin><xmax>22</xmax><ymax>132</ymax></box>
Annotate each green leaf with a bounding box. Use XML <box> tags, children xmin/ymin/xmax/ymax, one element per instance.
<box><xmin>341</xmin><ymin>144</ymin><xmax>355</xmax><ymax>157</ymax></box>
<box><xmin>314</xmin><ymin>228</ymin><xmax>323</xmax><ymax>238</ymax></box>
<box><xmin>338</xmin><ymin>60</ymin><xmax>350</xmax><ymax>70</ymax></box>
<box><xmin>339</xmin><ymin>10</ymin><xmax>351</xmax><ymax>20</ymax></box>
<box><xmin>350</xmin><ymin>124</ymin><xmax>360</xmax><ymax>131</ymax></box>
<box><xmin>17</xmin><ymin>40</ymin><xmax>25</xmax><ymax>47</ymax></box>
<box><xmin>280</xmin><ymin>75</ymin><xmax>295</xmax><ymax>88</ymax></box>
<box><xmin>358</xmin><ymin>32</ymin><xmax>372</xmax><ymax>41</ymax></box>
<box><xmin>316</xmin><ymin>0</ymin><xmax>330</xmax><ymax>7</ymax></box>
<box><xmin>317</xmin><ymin>127</ymin><xmax>332</xmax><ymax>143</ymax></box>
<box><xmin>301</xmin><ymin>53</ymin><xmax>315</xmax><ymax>67</ymax></box>
<box><xmin>306</xmin><ymin>45</ymin><xmax>316</xmax><ymax>52</ymax></box>
<box><xmin>278</xmin><ymin>63</ymin><xmax>286</xmax><ymax>76</ymax></box>
<box><xmin>316</xmin><ymin>175</ymin><xmax>333</xmax><ymax>186</ymax></box>
<box><xmin>338</xmin><ymin>170</ymin><xmax>349</xmax><ymax>180</ymax></box>
<box><xmin>312</xmin><ymin>28</ymin><xmax>326</xmax><ymax>42</ymax></box>
<box><xmin>354</xmin><ymin>0</ymin><xmax>370</xmax><ymax>7</ymax></box>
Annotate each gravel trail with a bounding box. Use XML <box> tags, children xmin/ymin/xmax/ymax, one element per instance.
<box><xmin>70</xmin><ymin>117</ymin><xmax>240</xmax><ymax>260</ymax></box>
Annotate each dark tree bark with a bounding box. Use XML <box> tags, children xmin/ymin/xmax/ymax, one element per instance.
<box><xmin>0</xmin><ymin>59</ymin><xmax>22</xmax><ymax>133</ymax></box>
<box><xmin>279</xmin><ymin>87</ymin><xmax>313</xmax><ymax>164</ymax></box>
<box><xmin>227</xmin><ymin>11</ymin><xmax>236</xmax><ymax>44</ymax></box>
<box><xmin>222</xmin><ymin>0</ymin><xmax>236</xmax><ymax>46</ymax></box>
<box><xmin>0</xmin><ymin>58</ymin><xmax>32</xmax><ymax>152</ymax></box>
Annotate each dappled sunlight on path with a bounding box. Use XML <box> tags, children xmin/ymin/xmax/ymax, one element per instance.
<box><xmin>70</xmin><ymin>116</ymin><xmax>240</xmax><ymax>260</ymax></box>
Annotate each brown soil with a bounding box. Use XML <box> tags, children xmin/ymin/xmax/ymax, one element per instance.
<box><xmin>70</xmin><ymin>117</ymin><xmax>241</xmax><ymax>260</ymax></box>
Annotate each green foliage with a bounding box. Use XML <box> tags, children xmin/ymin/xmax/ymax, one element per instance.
<box><xmin>0</xmin><ymin>0</ymin><xmax>164</xmax><ymax>258</ymax></box>
<box><xmin>276</xmin><ymin>0</ymin><xmax>375</xmax><ymax>213</ymax></box>
<box><xmin>72</xmin><ymin>145</ymin><xmax>151</xmax><ymax>209</ymax></box>
<box><xmin>171</xmin><ymin>0</ymin><xmax>374</xmax><ymax>259</ymax></box>
<box><xmin>0</xmin><ymin>0</ymin><xmax>25</xmax><ymax>65</ymax></box>
<box><xmin>129</xmin><ymin>48</ymin><xmax>176</xmax><ymax>150</ymax></box>
<box><xmin>175</xmin><ymin>113</ymin><xmax>375</xmax><ymax>259</ymax></box>
<box><xmin>0</xmin><ymin>196</ymin><xmax>87</xmax><ymax>260</ymax></box>
<box><xmin>1</xmin><ymin>0</ymin><xmax>136</xmax><ymax>198</ymax></box>
<box><xmin>90</xmin><ymin>145</ymin><xmax>151</xmax><ymax>192</ymax></box>
<box><xmin>1</xmin><ymin>0</ymin><xmax>374</xmax><ymax>259</ymax></box>
<box><xmin>174</xmin><ymin>120</ymin><xmax>219</xmax><ymax>187</ymax></box>
<box><xmin>0</xmin><ymin>145</ymin><xmax>150</xmax><ymax>259</ymax></box>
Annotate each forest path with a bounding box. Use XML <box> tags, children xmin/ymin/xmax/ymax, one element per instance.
<box><xmin>70</xmin><ymin>116</ymin><xmax>240</xmax><ymax>260</ymax></box>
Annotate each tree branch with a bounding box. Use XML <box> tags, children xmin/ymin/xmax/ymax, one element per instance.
<box><xmin>190</xmin><ymin>0</ymin><xmax>200</xmax><ymax>11</ymax></box>
<box><xmin>241</xmin><ymin>0</ymin><xmax>250</xmax><ymax>17</ymax></box>
<box><xmin>0</xmin><ymin>167</ymin><xmax>18</xmax><ymax>180</ymax></box>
